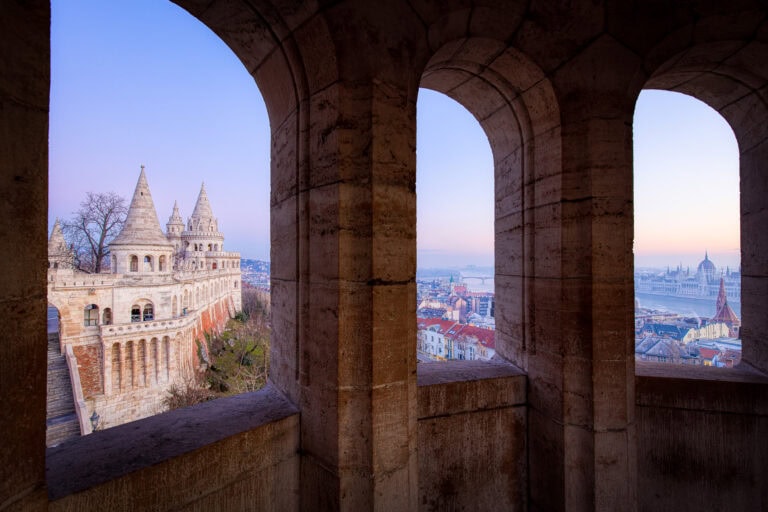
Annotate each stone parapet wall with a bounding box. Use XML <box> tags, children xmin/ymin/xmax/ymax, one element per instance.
<box><xmin>636</xmin><ymin>362</ymin><xmax>768</xmax><ymax>512</ymax></box>
<box><xmin>417</xmin><ymin>360</ymin><xmax>527</xmax><ymax>510</ymax></box>
<box><xmin>47</xmin><ymin>386</ymin><xmax>300</xmax><ymax>509</ymax></box>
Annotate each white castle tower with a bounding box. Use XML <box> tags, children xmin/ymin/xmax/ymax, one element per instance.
<box><xmin>180</xmin><ymin>183</ymin><xmax>225</xmax><ymax>271</ymax></box>
<box><xmin>47</xmin><ymin>165</ymin><xmax>242</xmax><ymax>435</ymax></box>
<box><xmin>109</xmin><ymin>166</ymin><xmax>174</xmax><ymax>275</ymax></box>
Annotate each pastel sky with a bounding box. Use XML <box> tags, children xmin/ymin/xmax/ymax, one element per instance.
<box><xmin>49</xmin><ymin>0</ymin><xmax>741</xmax><ymax>271</ymax></box>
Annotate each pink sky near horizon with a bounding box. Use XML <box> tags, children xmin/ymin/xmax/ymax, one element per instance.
<box><xmin>49</xmin><ymin>1</ymin><xmax>741</xmax><ymax>270</ymax></box>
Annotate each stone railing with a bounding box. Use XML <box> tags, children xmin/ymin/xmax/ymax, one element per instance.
<box><xmin>64</xmin><ymin>344</ymin><xmax>92</xmax><ymax>436</ymax></box>
<box><xmin>100</xmin><ymin>315</ymin><xmax>198</xmax><ymax>340</ymax></box>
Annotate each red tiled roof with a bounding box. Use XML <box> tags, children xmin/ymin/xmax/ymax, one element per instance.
<box><xmin>698</xmin><ymin>348</ymin><xmax>719</xmax><ymax>360</ymax></box>
<box><xmin>447</xmin><ymin>324</ymin><xmax>495</xmax><ymax>349</ymax></box>
<box><xmin>417</xmin><ymin>319</ymin><xmax>459</xmax><ymax>334</ymax></box>
<box><xmin>712</xmin><ymin>302</ymin><xmax>741</xmax><ymax>326</ymax></box>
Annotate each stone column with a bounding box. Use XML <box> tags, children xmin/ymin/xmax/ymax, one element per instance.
<box><xmin>271</xmin><ymin>77</ymin><xmax>418</xmax><ymax>510</ymax></box>
<box><xmin>525</xmin><ymin>35</ymin><xmax>640</xmax><ymax>511</ymax></box>
<box><xmin>0</xmin><ymin>5</ymin><xmax>50</xmax><ymax>508</ymax></box>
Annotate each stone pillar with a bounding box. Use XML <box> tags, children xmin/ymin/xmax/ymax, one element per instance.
<box><xmin>0</xmin><ymin>2</ymin><xmax>50</xmax><ymax>508</ymax></box>
<box><xmin>525</xmin><ymin>36</ymin><xmax>640</xmax><ymax>511</ymax></box>
<box><xmin>271</xmin><ymin>78</ymin><xmax>418</xmax><ymax>510</ymax></box>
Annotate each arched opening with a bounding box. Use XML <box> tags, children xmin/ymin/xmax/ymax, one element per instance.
<box><xmin>130</xmin><ymin>305</ymin><xmax>141</xmax><ymax>323</ymax></box>
<box><xmin>102</xmin><ymin>307</ymin><xmax>112</xmax><ymax>325</ymax></box>
<box><xmin>47</xmin><ymin>304</ymin><xmax>61</xmax><ymax>336</ymax></box>
<box><xmin>124</xmin><ymin>340</ymin><xmax>134</xmax><ymax>389</ymax></box>
<box><xmin>143</xmin><ymin>255</ymin><xmax>153</xmax><ymax>272</ymax></box>
<box><xmin>129</xmin><ymin>255</ymin><xmax>138</xmax><ymax>272</ymax></box>
<box><xmin>142</xmin><ymin>303</ymin><xmax>154</xmax><ymax>322</ymax></box>
<box><xmin>416</xmin><ymin>89</ymin><xmax>494</xmax><ymax>361</ymax></box>
<box><xmin>151</xmin><ymin>337</ymin><xmax>159</xmax><ymax>384</ymax></box>
<box><xmin>137</xmin><ymin>339</ymin><xmax>147</xmax><ymax>387</ymax></box>
<box><xmin>83</xmin><ymin>304</ymin><xmax>99</xmax><ymax>327</ymax></box>
<box><xmin>159</xmin><ymin>255</ymin><xmax>166</xmax><ymax>272</ymax></box>
<box><xmin>417</xmin><ymin>39</ymin><xmax>561</xmax><ymax>370</ymax></box>
<box><xmin>111</xmin><ymin>343</ymin><xmax>121</xmax><ymax>393</ymax></box>
<box><xmin>633</xmin><ymin>90</ymin><xmax>741</xmax><ymax>367</ymax></box>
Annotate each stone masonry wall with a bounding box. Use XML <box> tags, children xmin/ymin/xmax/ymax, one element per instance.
<box><xmin>73</xmin><ymin>344</ymin><xmax>103</xmax><ymax>398</ymax></box>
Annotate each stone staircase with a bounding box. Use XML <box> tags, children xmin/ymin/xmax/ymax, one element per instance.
<box><xmin>46</xmin><ymin>332</ymin><xmax>80</xmax><ymax>447</ymax></box>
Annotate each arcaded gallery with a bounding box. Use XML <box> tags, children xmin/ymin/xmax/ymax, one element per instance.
<box><xmin>2</xmin><ymin>1</ymin><xmax>767</xmax><ymax>510</ymax></box>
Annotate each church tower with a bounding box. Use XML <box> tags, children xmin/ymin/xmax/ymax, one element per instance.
<box><xmin>109</xmin><ymin>166</ymin><xmax>174</xmax><ymax>274</ymax></box>
<box><xmin>181</xmin><ymin>183</ymin><xmax>224</xmax><ymax>271</ymax></box>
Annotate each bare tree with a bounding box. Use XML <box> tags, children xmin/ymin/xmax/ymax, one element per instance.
<box><xmin>62</xmin><ymin>192</ymin><xmax>127</xmax><ymax>273</ymax></box>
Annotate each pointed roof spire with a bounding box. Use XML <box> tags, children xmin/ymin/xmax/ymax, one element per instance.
<box><xmin>186</xmin><ymin>182</ymin><xmax>219</xmax><ymax>234</ymax></box>
<box><xmin>49</xmin><ymin>218</ymin><xmax>69</xmax><ymax>252</ymax></box>
<box><xmin>111</xmin><ymin>166</ymin><xmax>172</xmax><ymax>247</ymax></box>
<box><xmin>716</xmin><ymin>277</ymin><xmax>727</xmax><ymax>315</ymax></box>
<box><xmin>168</xmin><ymin>200</ymin><xmax>184</xmax><ymax>224</ymax></box>
<box><xmin>191</xmin><ymin>182</ymin><xmax>215</xmax><ymax>221</ymax></box>
<box><xmin>49</xmin><ymin>218</ymin><xmax>66</xmax><ymax>247</ymax></box>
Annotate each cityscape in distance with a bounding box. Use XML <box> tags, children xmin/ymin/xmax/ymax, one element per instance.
<box><xmin>410</xmin><ymin>252</ymin><xmax>741</xmax><ymax>367</ymax></box>
<box><xmin>243</xmin><ymin>253</ymin><xmax>742</xmax><ymax>368</ymax></box>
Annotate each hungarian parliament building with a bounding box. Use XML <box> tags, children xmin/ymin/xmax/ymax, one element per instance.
<box><xmin>634</xmin><ymin>251</ymin><xmax>741</xmax><ymax>302</ymax></box>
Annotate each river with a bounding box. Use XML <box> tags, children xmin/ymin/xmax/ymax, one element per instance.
<box><xmin>635</xmin><ymin>292</ymin><xmax>741</xmax><ymax>319</ymax></box>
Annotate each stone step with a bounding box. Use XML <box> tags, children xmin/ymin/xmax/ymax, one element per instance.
<box><xmin>46</xmin><ymin>331</ymin><xmax>78</xmax><ymax>446</ymax></box>
<box><xmin>46</xmin><ymin>413</ymin><xmax>81</xmax><ymax>447</ymax></box>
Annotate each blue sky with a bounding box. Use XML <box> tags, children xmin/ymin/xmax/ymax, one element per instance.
<box><xmin>49</xmin><ymin>0</ymin><xmax>741</xmax><ymax>271</ymax></box>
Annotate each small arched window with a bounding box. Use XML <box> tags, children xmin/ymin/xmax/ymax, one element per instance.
<box><xmin>208</xmin><ymin>243</ymin><xmax>212</xmax><ymax>251</ymax></box>
<box><xmin>103</xmin><ymin>307</ymin><xmax>112</xmax><ymax>325</ymax></box>
<box><xmin>84</xmin><ymin>304</ymin><xmax>99</xmax><ymax>327</ymax></box>
<box><xmin>234</xmin><ymin>281</ymin><xmax>238</xmax><ymax>289</ymax></box>
<box><xmin>143</xmin><ymin>255</ymin><xmax>153</xmax><ymax>272</ymax></box>
<box><xmin>130</xmin><ymin>255</ymin><xmax>138</xmax><ymax>272</ymax></box>
<box><xmin>143</xmin><ymin>303</ymin><xmax>154</xmax><ymax>321</ymax></box>
<box><xmin>131</xmin><ymin>305</ymin><xmax>141</xmax><ymax>322</ymax></box>
<box><xmin>212</xmin><ymin>262</ymin><xmax>217</xmax><ymax>270</ymax></box>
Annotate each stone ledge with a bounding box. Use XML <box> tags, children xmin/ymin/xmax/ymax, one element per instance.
<box><xmin>636</xmin><ymin>361</ymin><xmax>768</xmax><ymax>415</ymax></box>
<box><xmin>47</xmin><ymin>384</ymin><xmax>299</xmax><ymax>501</ymax></box>
<box><xmin>417</xmin><ymin>359</ymin><xmax>527</xmax><ymax>419</ymax></box>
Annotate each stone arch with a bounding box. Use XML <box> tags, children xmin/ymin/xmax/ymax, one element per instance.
<box><xmin>151</xmin><ymin>337</ymin><xmax>160</xmax><ymax>384</ymax></box>
<box><xmin>111</xmin><ymin>343</ymin><xmax>121</xmax><ymax>393</ymax></box>
<box><xmin>137</xmin><ymin>339</ymin><xmax>147</xmax><ymax>387</ymax></box>
<box><xmin>83</xmin><ymin>303</ymin><xmax>99</xmax><ymax>327</ymax></box>
<box><xmin>125</xmin><ymin>340</ymin><xmax>134</xmax><ymax>389</ymax></box>
<box><xmin>420</xmin><ymin>37</ymin><xmax>561</xmax><ymax>368</ymax></box>
<box><xmin>47</xmin><ymin>303</ymin><xmax>62</xmax><ymax>337</ymax></box>
<box><xmin>130</xmin><ymin>255</ymin><xmax>138</xmax><ymax>272</ymax></box>
<box><xmin>642</xmin><ymin>39</ymin><xmax>768</xmax><ymax>373</ymax></box>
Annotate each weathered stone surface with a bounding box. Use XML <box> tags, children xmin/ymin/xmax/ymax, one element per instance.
<box><xmin>4</xmin><ymin>1</ymin><xmax>768</xmax><ymax>511</ymax></box>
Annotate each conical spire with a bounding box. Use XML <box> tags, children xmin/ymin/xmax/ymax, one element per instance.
<box><xmin>111</xmin><ymin>166</ymin><xmax>172</xmax><ymax>247</ymax></box>
<box><xmin>49</xmin><ymin>218</ymin><xmax>67</xmax><ymax>250</ymax></box>
<box><xmin>188</xmin><ymin>182</ymin><xmax>218</xmax><ymax>232</ymax></box>
<box><xmin>168</xmin><ymin>200</ymin><xmax>184</xmax><ymax>224</ymax></box>
<box><xmin>716</xmin><ymin>277</ymin><xmax>727</xmax><ymax>314</ymax></box>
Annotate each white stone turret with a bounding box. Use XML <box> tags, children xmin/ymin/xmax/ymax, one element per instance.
<box><xmin>181</xmin><ymin>183</ymin><xmax>224</xmax><ymax>269</ymax></box>
<box><xmin>166</xmin><ymin>200</ymin><xmax>185</xmax><ymax>262</ymax></box>
<box><xmin>109</xmin><ymin>166</ymin><xmax>174</xmax><ymax>275</ymax></box>
<box><xmin>48</xmin><ymin>218</ymin><xmax>74</xmax><ymax>269</ymax></box>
